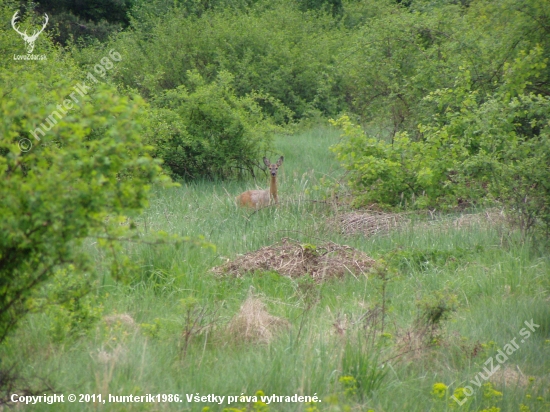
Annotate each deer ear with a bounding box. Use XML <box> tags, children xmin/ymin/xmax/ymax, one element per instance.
<box><xmin>263</xmin><ymin>157</ymin><xmax>270</xmax><ymax>167</ymax></box>
<box><xmin>276</xmin><ymin>156</ymin><xmax>284</xmax><ymax>166</ymax></box>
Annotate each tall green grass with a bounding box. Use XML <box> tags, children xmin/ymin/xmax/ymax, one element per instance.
<box><xmin>3</xmin><ymin>126</ymin><xmax>549</xmax><ymax>411</ymax></box>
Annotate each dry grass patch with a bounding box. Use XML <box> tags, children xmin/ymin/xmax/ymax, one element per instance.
<box><xmin>328</xmin><ymin>208</ymin><xmax>507</xmax><ymax>237</ymax></box>
<box><xmin>92</xmin><ymin>345</ymin><xmax>127</xmax><ymax>397</ymax></box>
<box><xmin>328</xmin><ymin>211</ymin><xmax>408</xmax><ymax>237</ymax></box>
<box><xmin>94</xmin><ymin>345</ymin><xmax>126</xmax><ymax>366</ymax></box>
<box><xmin>490</xmin><ymin>365</ymin><xmax>530</xmax><ymax>388</ymax></box>
<box><xmin>418</xmin><ymin>208</ymin><xmax>507</xmax><ymax>231</ymax></box>
<box><xmin>103</xmin><ymin>313</ymin><xmax>136</xmax><ymax>328</ymax></box>
<box><xmin>226</xmin><ymin>297</ymin><xmax>289</xmax><ymax>344</ymax></box>
<box><xmin>212</xmin><ymin>238</ymin><xmax>375</xmax><ymax>280</ymax></box>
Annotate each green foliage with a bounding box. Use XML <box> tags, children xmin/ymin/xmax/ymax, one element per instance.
<box><xmin>139</xmin><ymin>318</ymin><xmax>169</xmax><ymax>339</ymax></box>
<box><xmin>30</xmin><ymin>266</ymin><xmax>103</xmax><ymax>343</ymax></box>
<box><xmin>337</xmin><ymin>5</ymin><xmax>460</xmax><ymax>134</ymax></box>
<box><xmin>416</xmin><ymin>290</ymin><xmax>458</xmax><ymax>346</ymax></box>
<box><xmin>341</xmin><ymin>332</ymin><xmax>387</xmax><ymax>397</ymax></box>
<box><xmin>0</xmin><ymin>20</ymin><xmax>166</xmax><ymax>344</ymax></box>
<box><xmin>417</xmin><ymin>290</ymin><xmax>458</xmax><ymax>327</ymax></box>
<box><xmin>98</xmin><ymin>0</ymin><xmax>347</xmax><ymax>121</ymax></box>
<box><xmin>132</xmin><ymin>0</ymin><xmax>262</xmax><ymax>21</ymax></box>
<box><xmin>339</xmin><ymin>0</ymin><xmax>550</xmax><ymax>134</ymax></box>
<box><xmin>390</xmin><ymin>245</ymin><xmax>484</xmax><ymax>274</ymax></box>
<box><xmin>330</xmin><ymin>115</ymin><xmax>448</xmax><ymax>208</ymax></box>
<box><xmin>328</xmin><ymin>0</ymin><xmax>550</xmax><ymax>224</ymax></box>
<box><xmin>144</xmin><ymin>71</ymin><xmax>279</xmax><ymax>179</ymax></box>
<box><xmin>419</xmin><ymin>46</ymin><xmax>550</xmax><ymax>233</ymax></box>
<box><xmin>332</xmin><ymin>44</ymin><xmax>550</xmax><ymax>234</ymax></box>
<box><xmin>29</xmin><ymin>0</ymin><xmax>135</xmax><ymax>44</ymax></box>
<box><xmin>298</xmin><ymin>0</ymin><xmax>343</xmax><ymax>16</ymax></box>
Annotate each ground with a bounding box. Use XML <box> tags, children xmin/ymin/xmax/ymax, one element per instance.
<box><xmin>3</xmin><ymin>126</ymin><xmax>549</xmax><ymax>411</ymax></box>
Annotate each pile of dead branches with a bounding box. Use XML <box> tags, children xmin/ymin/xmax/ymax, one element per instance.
<box><xmin>328</xmin><ymin>208</ymin><xmax>507</xmax><ymax>237</ymax></box>
<box><xmin>212</xmin><ymin>238</ymin><xmax>375</xmax><ymax>280</ymax></box>
<box><xmin>328</xmin><ymin>211</ymin><xmax>409</xmax><ymax>237</ymax></box>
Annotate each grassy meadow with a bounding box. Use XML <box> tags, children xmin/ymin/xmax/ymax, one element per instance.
<box><xmin>2</xmin><ymin>126</ymin><xmax>549</xmax><ymax>411</ymax></box>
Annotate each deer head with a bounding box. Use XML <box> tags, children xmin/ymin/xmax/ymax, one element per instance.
<box><xmin>263</xmin><ymin>156</ymin><xmax>284</xmax><ymax>177</ymax></box>
<box><xmin>11</xmin><ymin>11</ymin><xmax>49</xmax><ymax>54</ymax></box>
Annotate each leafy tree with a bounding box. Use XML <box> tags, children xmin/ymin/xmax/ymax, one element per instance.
<box><xmin>332</xmin><ymin>46</ymin><xmax>550</xmax><ymax>234</ymax></box>
<box><xmin>144</xmin><ymin>71</ymin><xmax>282</xmax><ymax>179</ymax></box>
<box><xmin>131</xmin><ymin>0</ymin><xmax>262</xmax><ymax>21</ymax></box>
<box><xmin>28</xmin><ymin>0</ymin><xmax>136</xmax><ymax>44</ymax></box>
<box><xmin>298</xmin><ymin>0</ymin><xmax>344</xmax><ymax>17</ymax></box>
<box><xmin>88</xmin><ymin>0</ymin><xmax>346</xmax><ymax>121</ymax></box>
<box><xmin>335</xmin><ymin>0</ymin><xmax>550</xmax><ymax>136</ymax></box>
<box><xmin>0</xmin><ymin>13</ymin><xmax>166</xmax><ymax>343</ymax></box>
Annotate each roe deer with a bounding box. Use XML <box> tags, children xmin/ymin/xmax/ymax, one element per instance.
<box><xmin>236</xmin><ymin>156</ymin><xmax>284</xmax><ymax>208</ymax></box>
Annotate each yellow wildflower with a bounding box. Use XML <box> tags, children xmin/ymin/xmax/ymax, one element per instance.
<box><xmin>431</xmin><ymin>382</ymin><xmax>448</xmax><ymax>398</ymax></box>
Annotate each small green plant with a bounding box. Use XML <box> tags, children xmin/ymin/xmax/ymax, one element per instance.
<box><xmin>339</xmin><ymin>375</ymin><xmax>358</xmax><ymax>397</ymax></box>
<box><xmin>449</xmin><ymin>387</ymin><xmax>472</xmax><ymax>409</ymax></box>
<box><xmin>30</xmin><ymin>266</ymin><xmax>103</xmax><ymax>343</ymax></box>
<box><xmin>390</xmin><ymin>246</ymin><xmax>481</xmax><ymax>275</ymax></box>
<box><xmin>416</xmin><ymin>291</ymin><xmax>458</xmax><ymax>345</ymax></box>
<box><xmin>370</xmin><ymin>257</ymin><xmax>399</xmax><ymax>334</ymax></box>
<box><xmin>295</xmin><ymin>275</ymin><xmax>321</xmax><ymax>341</ymax></box>
<box><xmin>482</xmin><ymin>383</ymin><xmax>503</xmax><ymax>402</ymax></box>
<box><xmin>341</xmin><ymin>331</ymin><xmax>387</xmax><ymax>399</ymax></box>
<box><xmin>140</xmin><ymin>318</ymin><xmax>163</xmax><ymax>339</ymax></box>
<box><xmin>305</xmin><ymin>402</ymin><xmax>320</xmax><ymax>412</ymax></box>
<box><xmin>252</xmin><ymin>390</ymin><xmax>269</xmax><ymax>412</ymax></box>
<box><xmin>180</xmin><ymin>298</ymin><xmax>220</xmax><ymax>358</ymax></box>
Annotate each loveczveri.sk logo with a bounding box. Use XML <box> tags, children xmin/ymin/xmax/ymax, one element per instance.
<box><xmin>11</xmin><ymin>11</ymin><xmax>48</xmax><ymax>55</ymax></box>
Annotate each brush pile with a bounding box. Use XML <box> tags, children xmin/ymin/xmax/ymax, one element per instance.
<box><xmin>329</xmin><ymin>208</ymin><xmax>507</xmax><ymax>237</ymax></box>
<box><xmin>328</xmin><ymin>211</ymin><xmax>408</xmax><ymax>237</ymax></box>
<box><xmin>212</xmin><ymin>238</ymin><xmax>375</xmax><ymax>280</ymax></box>
<box><xmin>433</xmin><ymin>208</ymin><xmax>506</xmax><ymax>230</ymax></box>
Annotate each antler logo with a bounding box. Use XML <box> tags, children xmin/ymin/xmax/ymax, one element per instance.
<box><xmin>11</xmin><ymin>11</ymin><xmax>49</xmax><ymax>54</ymax></box>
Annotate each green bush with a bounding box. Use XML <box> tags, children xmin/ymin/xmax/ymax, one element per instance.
<box><xmin>94</xmin><ymin>0</ymin><xmax>346</xmax><ymax>121</ymax></box>
<box><xmin>336</xmin><ymin>0</ymin><xmax>550</xmax><ymax>136</ymax></box>
<box><xmin>331</xmin><ymin>45</ymin><xmax>550</xmax><ymax>234</ymax></box>
<box><xmin>29</xmin><ymin>266</ymin><xmax>103</xmax><ymax>343</ymax></box>
<box><xmin>144</xmin><ymin>70</ymin><xmax>281</xmax><ymax>179</ymax></box>
<box><xmin>0</xmin><ymin>29</ymin><xmax>166</xmax><ymax>344</ymax></box>
<box><xmin>14</xmin><ymin>0</ymin><xmax>136</xmax><ymax>44</ymax></box>
<box><xmin>330</xmin><ymin>115</ymin><xmax>457</xmax><ymax>209</ymax></box>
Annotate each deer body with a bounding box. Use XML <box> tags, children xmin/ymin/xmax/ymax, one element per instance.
<box><xmin>236</xmin><ymin>157</ymin><xmax>283</xmax><ymax>209</ymax></box>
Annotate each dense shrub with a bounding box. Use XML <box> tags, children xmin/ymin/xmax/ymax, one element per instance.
<box><xmin>0</xmin><ymin>10</ymin><xmax>166</xmax><ymax>344</ymax></box>
<box><xmin>87</xmin><ymin>0</ymin><xmax>347</xmax><ymax>121</ymax></box>
<box><xmin>332</xmin><ymin>46</ymin><xmax>550</xmax><ymax>233</ymax></box>
<box><xmin>14</xmin><ymin>0</ymin><xmax>136</xmax><ymax>44</ymax></box>
<box><xmin>337</xmin><ymin>0</ymin><xmax>550</xmax><ymax>136</ymax></box>
<box><xmin>330</xmin><ymin>116</ymin><xmax>448</xmax><ymax>209</ymax></box>
<box><xmin>144</xmin><ymin>71</ymin><xmax>282</xmax><ymax>179</ymax></box>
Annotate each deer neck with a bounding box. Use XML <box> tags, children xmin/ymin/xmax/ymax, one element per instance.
<box><xmin>270</xmin><ymin>175</ymin><xmax>278</xmax><ymax>202</ymax></box>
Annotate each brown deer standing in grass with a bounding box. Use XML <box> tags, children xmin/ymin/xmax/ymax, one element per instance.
<box><xmin>236</xmin><ymin>156</ymin><xmax>284</xmax><ymax>208</ymax></box>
